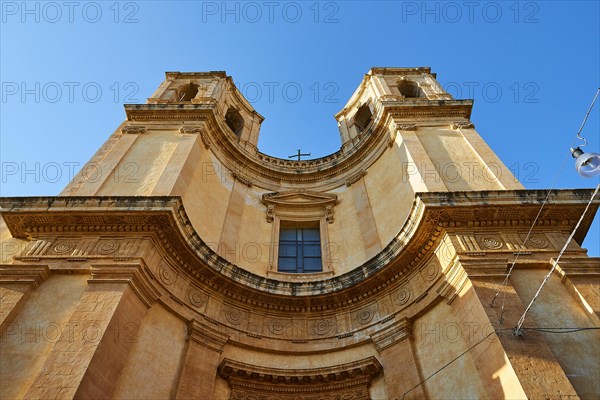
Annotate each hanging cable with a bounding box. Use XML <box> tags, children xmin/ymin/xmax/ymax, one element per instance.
<box><xmin>401</xmin><ymin>331</ymin><xmax>496</xmax><ymax>399</ymax></box>
<box><xmin>575</xmin><ymin>88</ymin><xmax>600</xmax><ymax>148</ymax></box>
<box><xmin>489</xmin><ymin>88</ymin><xmax>600</xmax><ymax>324</ymax></box>
<box><xmin>514</xmin><ymin>183</ymin><xmax>600</xmax><ymax>335</ymax></box>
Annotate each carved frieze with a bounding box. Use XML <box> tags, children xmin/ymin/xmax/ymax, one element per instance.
<box><xmin>158</xmin><ymin>264</ymin><xmax>177</xmax><ymax>287</ymax></box>
<box><xmin>186</xmin><ymin>286</ymin><xmax>208</xmax><ymax>311</ymax></box>
<box><xmin>218</xmin><ymin>357</ymin><xmax>382</xmax><ymax>400</ymax></box>
<box><xmin>308</xmin><ymin>317</ymin><xmax>338</xmax><ymax>337</ymax></box>
<box><xmin>479</xmin><ymin>235</ymin><xmax>504</xmax><ymax>250</ymax></box>
<box><xmin>392</xmin><ymin>284</ymin><xmax>412</xmax><ymax>306</ymax></box>
<box><xmin>220</xmin><ymin>304</ymin><xmax>248</xmax><ymax>328</ymax></box>
<box><xmin>421</xmin><ymin>260</ymin><xmax>440</xmax><ymax>282</ymax></box>
<box><xmin>352</xmin><ymin>303</ymin><xmax>379</xmax><ymax>327</ymax></box>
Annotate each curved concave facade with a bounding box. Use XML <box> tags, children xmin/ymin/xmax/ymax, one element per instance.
<box><xmin>1</xmin><ymin>68</ymin><xmax>599</xmax><ymax>400</ymax></box>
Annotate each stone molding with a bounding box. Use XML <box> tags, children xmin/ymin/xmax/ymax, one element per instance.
<box><xmin>218</xmin><ymin>356</ymin><xmax>381</xmax><ymax>400</ymax></box>
<box><xmin>552</xmin><ymin>257</ymin><xmax>600</xmax><ymax>280</ymax></box>
<box><xmin>218</xmin><ymin>356</ymin><xmax>382</xmax><ymax>382</ymax></box>
<box><xmin>0</xmin><ymin>264</ymin><xmax>49</xmax><ymax>289</ymax></box>
<box><xmin>187</xmin><ymin>319</ymin><xmax>228</xmax><ymax>353</ymax></box>
<box><xmin>120</xmin><ymin>126</ymin><xmax>146</xmax><ymax>134</ymax></box>
<box><xmin>1</xmin><ymin>190</ymin><xmax>597</xmax><ymax>307</ymax></box>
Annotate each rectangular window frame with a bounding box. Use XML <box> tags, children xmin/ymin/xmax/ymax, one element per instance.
<box><xmin>268</xmin><ymin>216</ymin><xmax>333</xmax><ymax>278</ymax></box>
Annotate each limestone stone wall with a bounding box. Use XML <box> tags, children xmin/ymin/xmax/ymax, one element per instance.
<box><xmin>2</xmin><ymin>69</ymin><xmax>598</xmax><ymax>400</ymax></box>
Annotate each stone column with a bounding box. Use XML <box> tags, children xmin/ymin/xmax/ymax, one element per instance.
<box><xmin>0</xmin><ymin>264</ymin><xmax>49</xmax><ymax>329</ymax></box>
<box><xmin>175</xmin><ymin>319</ymin><xmax>229</xmax><ymax>399</ymax></box>
<box><xmin>22</xmin><ymin>264</ymin><xmax>159</xmax><ymax>400</ymax></box>
<box><xmin>371</xmin><ymin>318</ymin><xmax>427</xmax><ymax>399</ymax></box>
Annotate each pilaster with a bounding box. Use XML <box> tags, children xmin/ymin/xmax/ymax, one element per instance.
<box><xmin>174</xmin><ymin>319</ymin><xmax>229</xmax><ymax>399</ymax></box>
<box><xmin>22</xmin><ymin>263</ymin><xmax>159</xmax><ymax>399</ymax></box>
<box><xmin>461</xmin><ymin>257</ymin><xmax>579</xmax><ymax>399</ymax></box>
<box><xmin>371</xmin><ymin>318</ymin><xmax>427</xmax><ymax>399</ymax></box>
<box><xmin>0</xmin><ymin>264</ymin><xmax>49</xmax><ymax>329</ymax></box>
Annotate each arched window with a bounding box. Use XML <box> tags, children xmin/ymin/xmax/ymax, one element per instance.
<box><xmin>225</xmin><ymin>107</ymin><xmax>244</xmax><ymax>137</ymax></box>
<box><xmin>398</xmin><ymin>80</ymin><xmax>425</xmax><ymax>98</ymax></box>
<box><xmin>354</xmin><ymin>104</ymin><xmax>373</xmax><ymax>132</ymax></box>
<box><xmin>177</xmin><ymin>83</ymin><xmax>200</xmax><ymax>101</ymax></box>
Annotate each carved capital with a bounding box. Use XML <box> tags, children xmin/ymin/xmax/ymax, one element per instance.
<box><xmin>179</xmin><ymin>126</ymin><xmax>202</xmax><ymax>134</ymax></box>
<box><xmin>451</xmin><ymin>122</ymin><xmax>475</xmax><ymax>130</ymax></box>
<box><xmin>231</xmin><ymin>172</ymin><xmax>253</xmax><ymax>187</ymax></box>
<box><xmin>459</xmin><ymin>258</ymin><xmax>509</xmax><ymax>278</ymax></box>
<box><xmin>370</xmin><ymin>317</ymin><xmax>412</xmax><ymax>352</ymax></box>
<box><xmin>398</xmin><ymin>124</ymin><xmax>418</xmax><ymax>131</ymax></box>
<box><xmin>345</xmin><ymin>170</ymin><xmax>367</xmax><ymax>187</ymax></box>
<box><xmin>436</xmin><ymin>260</ymin><xmax>469</xmax><ymax>304</ymax></box>
<box><xmin>89</xmin><ymin>263</ymin><xmax>160</xmax><ymax>308</ymax></box>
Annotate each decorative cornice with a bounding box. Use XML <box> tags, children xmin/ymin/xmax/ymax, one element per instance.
<box><xmin>217</xmin><ymin>356</ymin><xmax>382</xmax><ymax>382</ymax></box>
<box><xmin>0</xmin><ymin>189</ymin><xmax>597</xmax><ymax>310</ymax></box>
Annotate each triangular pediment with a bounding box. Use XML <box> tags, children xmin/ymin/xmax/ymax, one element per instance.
<box><xmin>262</xmin><ymin>190</ymin><xmax>337</xmax><ymax>208</ymax></box>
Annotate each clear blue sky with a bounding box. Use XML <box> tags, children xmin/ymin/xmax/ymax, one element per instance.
<box><xmin>1</xmin><ymin>1</ymin><xmax>599</xmax><ymax>254</ymax></box>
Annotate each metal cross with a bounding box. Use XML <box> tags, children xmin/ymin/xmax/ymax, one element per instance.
<box><xmin>288</xmin><ymin>149</ymin><xmax>311</xmax><ymax>161</ymax></box>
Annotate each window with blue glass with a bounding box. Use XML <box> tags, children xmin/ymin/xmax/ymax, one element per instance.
<box><xmin>278</xmin><ymin>227</ymin><xmax>322</xmax><ymax>273</ymax></box>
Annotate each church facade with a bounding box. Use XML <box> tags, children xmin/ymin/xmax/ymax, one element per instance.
<box><xmin>1</xmin><ymin>68</ymin><xmax>599</xmax><ymax>399</ymax></box>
